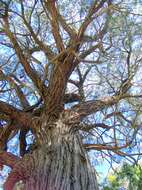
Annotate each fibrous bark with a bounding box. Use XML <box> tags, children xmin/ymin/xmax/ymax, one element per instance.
<box><xmin>4</xmin><ymin>112</ymin><xmax>99</xmax><ymax>190</ymax></box>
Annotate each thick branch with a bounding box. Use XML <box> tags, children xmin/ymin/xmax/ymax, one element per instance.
<box><xmin>44</xmin><ymin>55</ymin><xmax>77</xmax><ymax>118</ymax></box>
<box><xmin>0</xmin><ymin>100</ymin><xmax>32</xmax><ymax>126</ymax></box>
<box><xmin>72</xmin><ymin>94</ymin><xmax>126</xmax><ymax>118</ymax></box>
<box><xmin>44</xmin><ymin>0</ymin><xmax>65</xmax><ymax>52</ymax></box>
<box><xmin>0</xmin><ymin>151</ymin><xmax>20</xmax><ymax>169</ymax></box>
<box><xmin>19</xmin><ymin>129</ymin><xmax>28</xmax><ymax>156</ymax></box>
<box><xmin>63</xmin><ymin>93</ymin><xmax>81</xmax><ymax>104</ymax></box>
<box><xmin>0</xmin><ymin>123</ymin><xmax>18</xmax><ymax>151</ymax></box>
<box><xmin>32</xmin><ymin>93</ymin><xmax>81</xmax><ymax>116</ymax></box>
<box><xmin>79</xmin><ymin>123</ymin><xmax>111</xmax><ymax>132</ymax></box>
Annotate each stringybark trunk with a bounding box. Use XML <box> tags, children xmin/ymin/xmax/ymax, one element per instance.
<box><xmin>5</xmin><ymin>116</ymin><xmax>99</xmax><ymax>190</ymax></box>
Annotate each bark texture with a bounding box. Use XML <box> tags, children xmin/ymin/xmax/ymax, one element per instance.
<box><xmin>5</xmin><ymin>113</ymin><xmax>99</xmax><ymax>190</ymax></box>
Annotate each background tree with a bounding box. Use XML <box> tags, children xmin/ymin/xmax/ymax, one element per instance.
<box><xmin>103</xmin><ymin>163</ymin><xmax>142</xmax><ymax>190</ymax></box>
<box><xmin>0</xmin><ymin>0</ymin><xmax>142</xmax><ymax>189</ymax></box>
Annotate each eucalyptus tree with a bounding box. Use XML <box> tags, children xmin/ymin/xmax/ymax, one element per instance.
<box><xmin>0</xmin><ymin>0</ymin><xmax>142</xmax><ymax>190</ymax></box>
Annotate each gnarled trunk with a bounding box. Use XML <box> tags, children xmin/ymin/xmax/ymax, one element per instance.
<box><xmin>5</xmin><ymin>114</ymin><xmax>99</xmax><ymax>190</ymax></box>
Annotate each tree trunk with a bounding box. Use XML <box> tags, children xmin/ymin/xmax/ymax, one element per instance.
<box><xmin>5</xmin><ymin>114</ymin><xmax>99</xmax><ymax>190</ymax></box>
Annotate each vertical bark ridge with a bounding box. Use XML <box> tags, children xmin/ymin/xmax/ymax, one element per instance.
<box><xmin>5</xmin><ymin>116</ymin><xmax>99</xmax><ymax>190</ymax></box>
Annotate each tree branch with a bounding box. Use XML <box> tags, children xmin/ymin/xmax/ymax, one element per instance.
<box><xmin>2</xmin><ymin>18</ymin><xmax>46</xmax><ymax>97</ymax></box>
<box><xmin>44</xmin><ymin>0</ymin><xmax>65</xmax><ymax>52</ymax></box>
<box><xmin>57</xmin><ymin>11</ymin><xmax>77</xmax><ymax>39</ymax></box>
<box><xmin>72</xmin><ymin>94</ymin><xmax>126</xmax><ymax>118</ymax></box>
<box><xmin>84</xmin><ymin>142</ymin><xmax>130</xmax><ymax>151</ymax></box>
<box><xmin>0</xmin><ymin>151</ymin><xmax>20</xmax><ymax>169</ymax></box>
<box><xmin>63</xmin><ymin>93</ymin><xmax>81</xmax><ymax>104</ymax></box>
<box><xmin>19</xmin><ymin>0</ymin><xmax>55</xmax><ymax>60</ymax></box>
<box><xmin>78</xmin><ymin>0</ymin><xmax>107</xmax><ymax>39</ymax></box>
<box><xmin>79</xmin><ymin>123</ymin><xmax>111</xmax><ymax>132</ymax></box>
<box><xmin>0</xmin><ymin>123</ymin><xmax>17</xmax><ymax>151</ymax></box>
<box><xmin>0</xmin><ymin>71</ymin><xmax>30</xmax><ymax>109</ymax></box>
<box><xmin>0</xmin><ymin>100</ymin><xmax>32</xmax><ymax>126</ymax></box>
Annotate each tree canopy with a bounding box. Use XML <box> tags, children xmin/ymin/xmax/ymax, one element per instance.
<box><xmin>0</xmin><ymin>0</ymin><xmax>142</xmax><ymax>189</ymax></box>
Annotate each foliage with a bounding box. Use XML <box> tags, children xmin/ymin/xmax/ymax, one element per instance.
<box><xmin>103</xmin><ymin>163</ymin><xmax>142</xmax><ymax>190</ymax></box>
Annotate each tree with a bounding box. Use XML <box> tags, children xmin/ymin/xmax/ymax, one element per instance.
<box><xmin>103</xmin><ymin>163</ymin><xmax>142</xmax><ymax>190</ymax></box>
<box><xmin>0</xmin><ymin>0</ymin><xmax>142</xmax><ymax>189</ymax></box>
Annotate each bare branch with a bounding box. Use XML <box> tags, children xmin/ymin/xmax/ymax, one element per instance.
<box><xmin>0</xmin><ymin>71</ymin><xmax>30</xmax><ymax>108</ymax></box>
<box><xmin>84</xmin><ymin>142</ymin><xmax>130</xmax><ymax>151</ymax></box>
<box><xmin>0</xmin><ymin>122</ymin><xmax>18</xmax><ymax>151</ymax></box>
<box><xmin>44</xmin><ymin>0</ymin><xmax>65</xmax><ymax>52</ymax></box>
<box><xmin>1</xmin><ymin>18</ymin><xmax>46</xmax><ymax>96</ymax></box>
<box><xmin>78</xmin><ymin>0</ymin><xmax>108</xmax><ymax>39</ymax></box>
<box><xmin>0</xmin><ymin>100</ymin><xmax>32</xmax><ymax>126</ymax></box>
<box><xmin>79</xmin><ymin>123</ymin><xmax>111</xmax><ymax>132</ymax></box>
<box><xmin>63</xmin><ymin>93</ymin><xmax>81</xmax><ymax>104</ymax></box>
<box><xmin>57</xmin><ymin>12</ymin><xmax>77</xmax><ymax>39</ymax></box>
<box><xmin>0</xmin><ymin>150</ymin><xmax>20</xmax><ymax>169</ymax></box>
<box><xmin>72</xmin><ymin>94</ymin><xmax>127</xmax><ymax>118</ymax></box>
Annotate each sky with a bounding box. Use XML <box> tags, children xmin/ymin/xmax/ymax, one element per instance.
<box><xmin>0</xmin><ymin>0</ymin><xmax>142</xmax><ymax>189</ymax></box>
